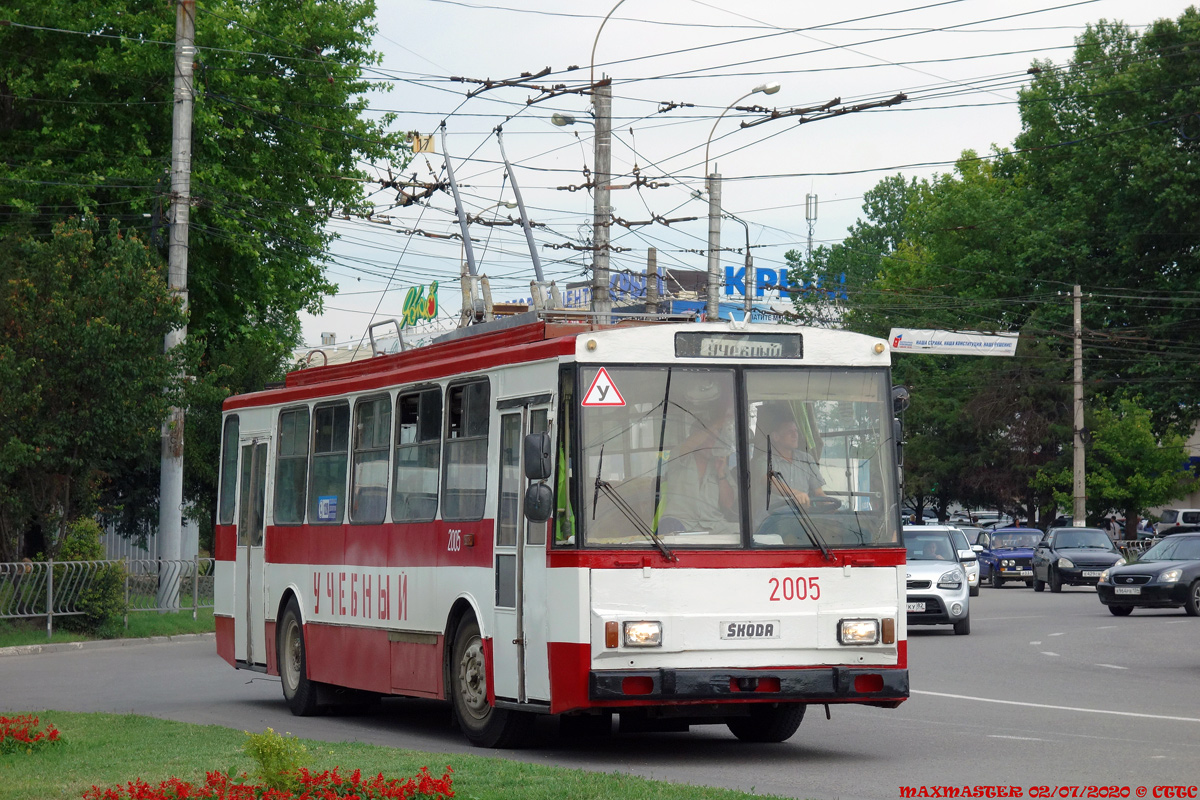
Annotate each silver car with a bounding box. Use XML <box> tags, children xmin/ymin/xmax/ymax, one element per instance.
<box><xmin>902</xmin><ymin>526</ymin><xmax>971</xmax><ymax>635</ymax></box>
<box><xmin>948</xmin><ymin>527</ymin><xmax>981</xmax><ymax>596</ymax></box>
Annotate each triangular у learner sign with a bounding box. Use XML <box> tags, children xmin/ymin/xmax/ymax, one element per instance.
<box><xmin>581</xmin><ymin>367</ymin><xmax>626</xmax><ymax>406</ymax></box>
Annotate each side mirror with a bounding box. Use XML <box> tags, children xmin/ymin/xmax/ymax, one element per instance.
<box><xmin>893</xmin><ymin>418</ymin><xmax>904</xmax><ymax>467</ymax></box>
<box><xmin>971</xmin><ymin>544</ymin><xmax>984</xmax><ymax>553</ymax></box>
<box><xmin>957</xmin><ymin>549</ymin><xmax>975</xmax><ymax>562</ymax></box>
<box><xmin>524</xmin><ymin>483</ymin><xmax>554</xmax><ymax>522</ymax></box>
<box><xmin>892</xmin><ymin>385</ymin><xmax>910</xmax><ymax>415</ymax></box>
<box><xmin>523</xmin><ymin>432</ymin><xmax>552</xmax><ymax>481</ymax></box>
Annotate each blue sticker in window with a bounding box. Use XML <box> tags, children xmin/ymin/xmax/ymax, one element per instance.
<box><xmin>317</xmin><ymin>496</ymin><xmax>338</xmax><ymax>521</ymax></box>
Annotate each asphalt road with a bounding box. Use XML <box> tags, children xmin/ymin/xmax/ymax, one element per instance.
<box><xmin>4</xmin><ymin>585</ymin><xmax>1199</xmax><ymax>800</ymax></box>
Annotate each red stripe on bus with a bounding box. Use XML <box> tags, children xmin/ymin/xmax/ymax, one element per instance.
<box><xmin>305</xmin><ymin>622</ymin><xmax>393</xmax><ymax>695</ymax></box>
<box><xmin>225</xmin><ymin>335</ymin><xmax>574</xmax><ymax>411</ymax></box>
<box><xmin>259</xmin><ymin>521</ymin><xmax>495</xmax><ymax>568</ymax></box>
<box><xmin>215</xmin><ymin>525</ymin><xmax>235</xmax><ymax>561</ymax></box>
<box><xmin>547</xmin><ymin>547</ymin><xmax>907</xmax><ymax>570</ymax></box>
<box><xmin>215</xmin><ymin>615</ymin><xmax>235</xmax><ymax>666</ymax></box>
<box><xmin>483</xmin><ymin>637</ymin><xmax>496</xmax><ymax>708</ymax></box>
<box><xmin>548</xmin><ymin>641</ymin><xmax>591</xmax><ymax>714</ymax></box>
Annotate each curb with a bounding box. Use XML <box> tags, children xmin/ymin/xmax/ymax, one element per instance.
<box><xmin>0</xmin><ymin>631</ymin><xmax>215</xmax><ymax>658</ymax></box>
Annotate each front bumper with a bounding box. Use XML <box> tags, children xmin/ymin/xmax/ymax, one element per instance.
<box><xmin>590</xmin><ymin>665</ymin><xmax>909</xmax><ymax>704</ymax></box>
<box><xmin>905</xmin><ymin>593</ymin><xmax>967</xmax><ymax>625</ymax></box>
<box><xmin>1058</xmin><ymin>566</ymin><xmax>1111</xmax><ymax>586</ymax></box>
<box><xmin>1097</xmin><ymin>582</ymin><xmax>1190</xmax><ymax>607</ymax></box>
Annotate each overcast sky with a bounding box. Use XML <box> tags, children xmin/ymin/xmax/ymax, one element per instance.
<box><xmin>297</xmin><ymin>0</ymin><xmax>1193</xmax><ymax>350</ymax></box>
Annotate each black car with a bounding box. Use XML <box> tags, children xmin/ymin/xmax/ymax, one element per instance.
<box><xmin>1096</xmin><ymin>532</ymin><xmax>1200</xmax><ymax>616</ymax></box>
<box><xmin>1032</xmin><ymin>527</ymin><xmax>1125</xmax><ymax>593</ymax></box>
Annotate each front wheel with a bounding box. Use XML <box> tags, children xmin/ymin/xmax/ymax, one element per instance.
<box><xmin>953</xmin><ymin>615</ymin><xmax>971</xmax><ymax>636</ymax></box>
<box><xmin>1184</xmin><ymin>580</ymin><xmax>1200</xmax><ymax>617</ymax></box>
<box><xmin>726</xmin><ymin>703</ymin><xmax>806</xmax><ymax>742</ymax></box>
<box><xmin>1049</xmin><ymin>568</ymin><xmax>1062</xmax><ymax>593</ymax></box>
<box><xmin>450</xmin><ymin>618</ymin><xmax>533</xmax><ymax>748</ymax></box>
<box><xmin>1033</xmin><ymin>578</ymin><xmax>1045</xmax><ymax>592</ymax></box>
<box><xmin>279</xmin><ymin>599</ymin><xmax>320</xmax><ymax>716</ymax></box>
<box><xmin>1108</xmin><ymin>605</ymin><xmax>1134</xmax><ymax>617</ymax></box>
<box><xmin>991</xmin><ymin>570</ymin><xmax>1004</xmax><ymax>589</ymax></box>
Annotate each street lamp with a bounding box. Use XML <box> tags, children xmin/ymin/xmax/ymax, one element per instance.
<box><xmin>704</xmin><ymin>82</ymin><xmax>781</xmax><ymax>320</ymax></box>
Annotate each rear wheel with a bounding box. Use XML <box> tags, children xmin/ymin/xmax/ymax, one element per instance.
<box><xmin>953</xmin><ymin>615</ymin><xmax>971</xmax><ymax>636</ymax></box>
<box><xmin>726</xmin><ymin>703</ymin><xmax>806</xmax><ymax>742</ymax></box>
<box><xmin>1184</xmin><ymin>580</ymin><xmax>1200</xmax><ymax>617</ymax></box>
<box><xmin>279</xmin><ymin>599</ymin><xmax>320</xmax><ymax>716</ymax></box>
<box><xmin>450</xmin><ymin>618</ymin><xmax>533</xmax><ymax>748</ymax></box>
<box><xmin>1108</xmin><ymin>605</ymin><xmax>1134</xmax><ymax>617</ymax></box>
<box><xmin>1049</xmin><ymin>568</ymin><xmax>1063</xmax><ymax>593</ymax></box>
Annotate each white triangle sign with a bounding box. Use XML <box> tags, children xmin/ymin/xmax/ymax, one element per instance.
<box><xmin>582</xmin><ymin>367</ymin><xmax>626</xmax><ymax>406</ymax></box>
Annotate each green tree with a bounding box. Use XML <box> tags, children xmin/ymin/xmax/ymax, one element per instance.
<box><xmin>0</xmin><ymin>218</ymin><xmax>187</xmax><ymax>560</ymax></box>
<box><xmin>0</xmin><ymin>1</ymin><xmax>411</xmax><ymax>544</ymax></box>
<box><xmin>1036</xmin><ymin>399</ymin><xmax>1198</xmax><ymax>537</ymax></box>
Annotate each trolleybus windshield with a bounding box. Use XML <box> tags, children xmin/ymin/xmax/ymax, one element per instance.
<box><xmin>575</xmin><ymin>365</ymin><xmax>899</xmax><ymax>549</ymax></box>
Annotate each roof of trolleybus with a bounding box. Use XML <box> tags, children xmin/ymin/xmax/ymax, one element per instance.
<box><xmin>224</xmin><ymin>314</ymin><xmax>894</xmax><ymax>411</ymax></box>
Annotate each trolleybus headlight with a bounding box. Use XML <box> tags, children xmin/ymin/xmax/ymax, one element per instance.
<box><xmin>623</xmin><ymin>621</ymin><xmax>662</xmax><ymax>647</ymax></box>
<box><xmin>838</xmin><ymin>618</ymin><xmax>879</xmax><ymax>645</ymax></box>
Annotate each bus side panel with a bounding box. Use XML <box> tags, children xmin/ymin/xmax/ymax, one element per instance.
<box><xmin>545</xmin><ymin>567</ymin><xmax>591</xmax><ymax>714</ymax></box>
<box><xmin>547</xmin><ymin>641</ymin><xmax>592</xmax><ymax>714</ymax></box>
<box><xmin>305</xmin><ymin>623</ymin><xmax>393</xmax><ymax>694</ymax></box>
<box><xmin>216</xmin><ymin>615</ymin><xmax>235</xmax><ymax>667</ymax></box>
<box><xmin>390</xmin><ymin>637</ymin><xmax>444</xmax><ymax>698</ymax></box>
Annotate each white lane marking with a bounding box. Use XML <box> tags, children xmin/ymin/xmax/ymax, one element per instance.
<box><xmin>1030</xmin><ymin>640</ymin><xmax>1042</xmax><ymax>645</ymax></box>
<box><xmin>1041</xmin><ymin>651</ymin><xmax>1060</xmax><ymax>657</ymax></box>
<box><xmin>1096</xmin><ymin>663</ymin><xmax>1127</xmax><ymax>670</ymax></box>
<box><xmin>1096</xmin><ymin>626</ymin><xmax>1117</xmax><ymax>629</ymax></box>
<box><xmin>989</xmin><ymin>735</ymin><xmax>1045</xmax><ymax>741</ymax></box>
<box><xmin>912</xmin><ymin>690</ymin><xmax>1200</xmax><ymax>723</ymax></box>
<box><xmin>1049</xmin><ymin>632</ymin><xmax>1066</xmax><ymax>637</ymax></box>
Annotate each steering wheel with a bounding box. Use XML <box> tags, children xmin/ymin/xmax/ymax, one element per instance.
<box><xmin>809</xmin><ymin>496</ymin><xmax>842</xmax><ymax>512</ymax></box>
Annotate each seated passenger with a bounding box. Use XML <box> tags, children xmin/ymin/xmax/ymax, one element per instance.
<box><xmin>657</xmin><ymin>379</ymin><xmax>737</xmax><ymax>535</ymax></box>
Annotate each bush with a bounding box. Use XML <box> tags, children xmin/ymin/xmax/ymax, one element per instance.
<box><xmin>243</xmin><ymin>727</ymin><xmax>311</xmax><ymax>793</ymax></box>
<box><xmin>55</xmin><ymin>518</ymin><xmax>125</xmax><ymax>634</ymax></box>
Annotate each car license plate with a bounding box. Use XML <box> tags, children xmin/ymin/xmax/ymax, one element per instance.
<box><xmin>1004</xmin><ymin>569</ymin><xmax>1032</xmax><ymax>577</ymax></box>
<box><xmin>906</xmin><ymin>602</ymin><xmax>925</xmax><ymax>612</ymax></box>
<box><xmin>1082</xmin><ymin>570</ymin><xmax>1101</xmax><ymax>578</ymax></box>
<box><xmin>1115</xmin><ymin>586</ymin><xmax>1141</xmax><ymax>595</ymax></box>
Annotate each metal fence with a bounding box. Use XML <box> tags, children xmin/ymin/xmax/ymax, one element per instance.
<box><xmin>0</xmin><ymin>557</ymin><xmax>215</xmax><ymax>639</ymax></box>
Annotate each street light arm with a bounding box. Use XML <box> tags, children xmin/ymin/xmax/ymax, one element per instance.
<box><xmin>704</xmin><ymin>90</ymin><xmax>755</xmax><ymax>180</ymax></box>
<box><xmin>591</xmin><ymin>0</ymin><xmax>629</xmax><ymax>89</ymax></box>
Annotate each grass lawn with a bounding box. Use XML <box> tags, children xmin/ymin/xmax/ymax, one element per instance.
<box><xmin>0</xmin><ymin>608</ymin><xmax>215</xmax><ymax>650</ymax></box>
<box><xmin>0</xmin><ymin>712</ymin><xmax>784</xmax><ymax>799</ymax></box>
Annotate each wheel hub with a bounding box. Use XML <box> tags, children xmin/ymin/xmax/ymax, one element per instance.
<box><xmin>458</xmin><ymin>637</ymin><xmax>489</xmax><ymax>720</ymax></box>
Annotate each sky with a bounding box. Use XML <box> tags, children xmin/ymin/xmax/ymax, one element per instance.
<box><xmin>296</xmin><ymin>0</ymin><xmax>1194</xmax><ymax>351</ymax></box>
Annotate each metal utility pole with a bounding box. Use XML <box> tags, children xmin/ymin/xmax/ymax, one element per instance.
<box><xmin>1073</xmin><ymin>284</ymin><xmax>1086</xmax><ymax>526</ymax></box>
<box><xmin>591</xmin><ymin>80</ymin><xmax>613</xmax><ymax>323</ymax></box>
<box><xmin>158</xmin><ymin>0</ymin><xmax>196</xmax><ymax>610</ymax></box>
<box><xmin>706</xmin><ymin>172</ymin><xmax>721</xmax><ymax>319</ymax></box>
<box><xmin>805</xmin><ymin>193</ymin><xmax>818</xmax><ymax>261</ymax></box>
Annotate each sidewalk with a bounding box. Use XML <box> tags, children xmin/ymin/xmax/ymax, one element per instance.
<box><xmin>0</xmin><ymin>632</ymin><xmax>214</xmax><ymax>658</ymax></box>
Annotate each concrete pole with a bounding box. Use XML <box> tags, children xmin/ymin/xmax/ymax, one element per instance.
<box><xmin>591</xmin><ymin>80</ymin><xmax>613</xmax><ymax>323</ymax></box>
<box><xmin>1073</xmin><ymin>284</ymin><xmax>1086</xmax><ymax>527</ymax></box>
<box><xmin>645</xmin><ymin>248</ymin><xmax>659</xmax><ymax>314</ymax></box>
<box><xmin>158</xmin><ymin>0</ymin><xmax>196</xmax><ymax>610</ymax></box>
<box><xmin>706</xmin><ymin>172</ymin><xmax>721</xmax><ymax>319</ymax></box>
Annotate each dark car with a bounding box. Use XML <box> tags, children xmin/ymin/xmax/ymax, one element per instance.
<box><xmin>1158</xmin><ymin>524</ymin><xmax>1200</xmax><ymax>537</ymax></box>
<box><xmin>978</xmin><ymin>527</ymin><xmax>1044</xmax><ymax>588</ymax></box>
<box><xmin>1032</xmin><ymin>527</ymin><xmax>1125</xmax><ymax>593</ymax></box>
<box><xmin>1096</xmin><ymin>533</ymin><xmax>1200</xmax><ymax>616</ymax></box>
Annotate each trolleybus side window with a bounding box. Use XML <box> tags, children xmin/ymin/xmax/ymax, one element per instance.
<box><xmin>527</xmin><ymin>408</ymin><xmax>550</xmax><ymax>546</ymax></box>
<box><xmin>274</xmin><ymin>407</ymin><xmax>310</xmax><ymax>525</ymax></box>
<box><xmin>554</xmin><ymin>369</ymin><xmax>576</xmax><ymax>546</ymax></box>
<box><xmin>393</xmin><ymin>387</ymin><xmax>442</xmax><ymax>522</ymax></box>
<box><xmin>218</xmin><ymin>415</ymin><xmax>239</xmax><ymax>525</ymax></box>
<box><xmin>309</xmin><ymin>402</ymin><xmax>350</xmax><ymax>525</ymax></box>
<box><xmin>443</xmin><ymin>379</ymin><xmax>490</xmax><ymax>521</ymax></box>
<box><xmin>352</xmin><ymin>395</ymin><xmax>391</xmax><ymax>524</ymax></box>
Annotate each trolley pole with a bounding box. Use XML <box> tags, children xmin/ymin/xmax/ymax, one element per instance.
<box><xmin>157</xmin><ymin>0</ymin><xmax>195</xmax><ymax>610</ymax></box>
<box><xmin>591</xmin><ymin>80</ymin><xmax>613</xmax><ymax>323</ymax></box>
<box><xmin>1072</xmin><ymin>284</ymin><xmax>1086</xmax><ymax>527</ymax></box>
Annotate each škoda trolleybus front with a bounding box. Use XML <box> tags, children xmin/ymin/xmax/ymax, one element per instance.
<box><xmin>214</xmin><ymin>318</ymin><xmax>908</xmax><ymax>748</ymax></box>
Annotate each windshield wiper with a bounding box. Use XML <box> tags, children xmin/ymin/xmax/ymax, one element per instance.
<box><xmin>593</xmin><ymin>446</ymin><xmax>675</xmax><ymax>561</ymax></box>
<box><xmin>766</xmin><ymin>437</ymin><xmax>833</xmax><ymax>561</ymax></box>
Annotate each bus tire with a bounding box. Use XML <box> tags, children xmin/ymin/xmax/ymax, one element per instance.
<box><xmin>278</xmin><ymin>599</ymin><xmax>320</xmax><ymax>716</ymax></box>
<box><xmin>450</xmin><ymin>618</ymin><xmax>533</xmax><ymax>748</ymax></box>
<box><xmin>726</xmin><ymin>703</ymin><xmax>806</xmax><ymax>743</ymax></box>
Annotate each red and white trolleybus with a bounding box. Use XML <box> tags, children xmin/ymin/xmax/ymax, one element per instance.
<box><xmin>214</xmin><ymin>315</ymin><xmax>909</xmax><ymax>747</ymax></box>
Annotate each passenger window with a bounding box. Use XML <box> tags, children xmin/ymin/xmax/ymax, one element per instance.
<box><xmin>274</xmin><ymin>407</ymin><xmax>309</xmax><ymax>525</ymax></box>
<box><xmin>352</xmin><ymin>396</ymin><xmax>391</xmax><ymax>524</ymax></box>
<box><xmin>218</xmin><ymin>415</ymin><xmax>239</xmax><ymax>525</ymax></box>
<box><xmin>394</xmin><ymin>388</ymin><xmax>442</xmax><ymax>522</ymax></box>
<box><xmin>443</xmin><ymin>379</ymin><xmax>490</xmax><ymax>521</ymax></box>
<box><xmin>309</xmin><ymin>402</ymin><xmax>350</xmax><ymax>524</ymax></box>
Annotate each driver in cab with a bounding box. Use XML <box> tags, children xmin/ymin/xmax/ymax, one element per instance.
<box><xmin>762</xmin><ymin>412</ymin><xmax>829</xmax><ymax>510</ymax></box>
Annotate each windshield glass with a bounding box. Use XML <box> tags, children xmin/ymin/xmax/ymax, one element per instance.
<box><xmin>1052</xmin><ymin>529</ymin><xmax>1112</xmax><ymax>549</ymax></box>
<box><xmin>1142</xmin><ymin>537</ymin><xmax>1200</xmax><ymax>561</ymax></box>
<box><xmin>991</xmin><ymin>532</ymin><xmax>1043</xmax><ymax>549</ymax></box>
<box><xmin>902</xmin><ymin>530</ymin><xmax>956</xmax><ymax>561</ymax></box>
<box><xmin>575</xmin><ymin>365</ymin><xmax>899</xmax><ymax>549</ymax></box>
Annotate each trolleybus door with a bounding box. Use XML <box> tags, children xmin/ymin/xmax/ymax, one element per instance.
<box><xmin>491</xmin><ymin>403</ymin><xmax>552</xmax><ymax>704</ymax></box>
<box><xmin>234</xmin><ymin>437</ymin><xmax>268</xmax><ymax>667</ymax></box>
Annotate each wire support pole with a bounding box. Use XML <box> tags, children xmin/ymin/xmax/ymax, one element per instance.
<box><xmin>591</xmin><ymin>80</ymin><xmax>613</xmax><ymax>322</ymax></box>
<box><xmin>158</xmin><ymin>0</ymin><xmax>195</xmax><ymax>610</ymax></box>
<box><xmin>1072</xmin><ymin>284</ymin><xmax>1086</xmax><ymax>527</ymax></box>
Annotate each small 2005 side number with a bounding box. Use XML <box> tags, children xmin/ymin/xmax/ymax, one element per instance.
<box><xmin>447</xmin><ymin>529</ymin><xmax>462</xmax><ymax>552</ymax></box>
<box><xmin>768</xmin><ymin>576</ymin><xmax>820</xmax><ymax>602</ymax></box>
